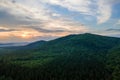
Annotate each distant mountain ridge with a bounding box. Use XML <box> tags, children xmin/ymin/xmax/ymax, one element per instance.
<box><xmin>0</xmin><ymin>42</ymin><xmax>29</xmax><ymax>47</ymax></box>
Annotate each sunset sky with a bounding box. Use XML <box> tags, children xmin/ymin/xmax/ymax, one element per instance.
<box><xmin>0</xmin><ymin>0</ymin><xmax>120</xmax><ymax>43</ymax></box>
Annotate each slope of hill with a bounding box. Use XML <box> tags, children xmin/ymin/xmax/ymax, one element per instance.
<box><xmin>0</xmin><ymin>40</ymin><xmax>46</xmax><ymax>55</ymax></box>
<box><xmin>0</xmin><ymin>33</ymin><xmax>120</xmax><ymax>80</ymax></box>
<box><xmin>37</xmin><ymin>33</ymin><xmax>120</xmax><ymax>54</ymax></box>
<box><xmin>25</xmin><ymin>40</ymin><xmax>46</xmax><ymax>49</ymax></box>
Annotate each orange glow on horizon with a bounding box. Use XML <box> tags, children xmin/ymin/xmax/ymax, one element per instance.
<box><xmin>20</xmin><ymin>32</ymin><xmax>32</xmax><ymax>39</ymax></box>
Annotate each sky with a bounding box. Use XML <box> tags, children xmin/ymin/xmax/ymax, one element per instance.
<box><xmin>0</xmin><ymin>0</ymin><xmax>120</xmax><ymax>43</ymax></box>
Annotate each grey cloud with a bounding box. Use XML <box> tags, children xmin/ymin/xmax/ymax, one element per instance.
<box><xmin>0</xmin><ymin>11</ymin><xmax>40</xmax><ymax>26</ymax></box>
<box><xmin>0</xmin><ymin>28</ymin><xmax>15</xmax><ymax>32</ymax></box>
<box><xmin>106</xmin><ymin>28</ymin><xmax>120</xmax><ymax>31</ymax></box>
<box><xmin>108</xmin><ymin>0</ymin><xmax>120</xmax><ymax>4</ymax></box>
<box><xmin>29</xmin><ymin>26</ymin><xmax>66</xmax><ymax>33</ymax></box>
<box><xmin>12</xmin><ymin>0</ymin><xmax>16</xmax><ymax>3</ymax></box>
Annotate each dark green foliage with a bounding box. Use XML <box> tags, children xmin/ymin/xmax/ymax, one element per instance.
<box><xmin>106</xmin><ymin>46</ymin><xmax>120</xmax><ymax>80</ymax></box>
<box><xmin>0</xmin><ymin>33</ymin><xmax>120</xmax><ymax>80</ymax></box>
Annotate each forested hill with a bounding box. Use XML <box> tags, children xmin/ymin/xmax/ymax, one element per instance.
<box><xmin>0</xmin><ymin>33</ymin><xmax>120</xmax><ymax>80</ymax></box>
<box><xmin>35</xmin><ymin>33</ymin><xmax>120</xmax><ymax>54</ymax></box>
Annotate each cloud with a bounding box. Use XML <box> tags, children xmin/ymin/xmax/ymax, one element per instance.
<box><xmin>97</xmin><ymin>0</ymin><xmax>112</xmax><ymax>24</ymax></box>
<box><xmin>107</xmin><ymin>0</ymin><xmax>120</xmax><ymax>4</ymax></box>
<box><xmin>106</xmin><ymin>28</ymin><xmax>120</xmax><ymax>32</ymax></box>
<box><xmin>0</xmin><ymin>26</ymin><xmax>16</xmax><ymax>32</ymax></box>
<box><xmin>0</xmin><ymin>0</ymin><xmax>51</xmax><ymax>21</ymax></box>
<box><xmin>42</xmin><ymin>0</ymin><xmax>93</xmax><ymax>15</ymax></box>
<box><xmin>0</xmin><ymin>29</ymin><xmax>14</xmax><ymax>32</ymax></box>
<box><xmin>116</xmin><ymin>20</ymin><xmax>120</xmax><ymax>25</ymax></box>
<box><xmin>0</xmin><ymin>0</ymin><xmax>115</xmax><ymax>24</ymax></box>
<box><xmin>0</xmin><ymin>18</ymin><xmax>88</xmax><ymax>42</ymax></box>
<box><xmin>32</xmin><ymin>27</ymin><xmax>66</xmax><ymax>33</ymax></box>
<box><xmin>26</xmin><ymin>19</ymin><xmax>88</xmax><ymax>33</ymax></box>
<box><xmin>42</xmin><ymin>0</ymin><xmax>114</xmax><ymax>24</ymax></box>
<box><xmin>19</xmin><ymin>18</ymin><xmax>88</xmax><ymax>35</ymax></box>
